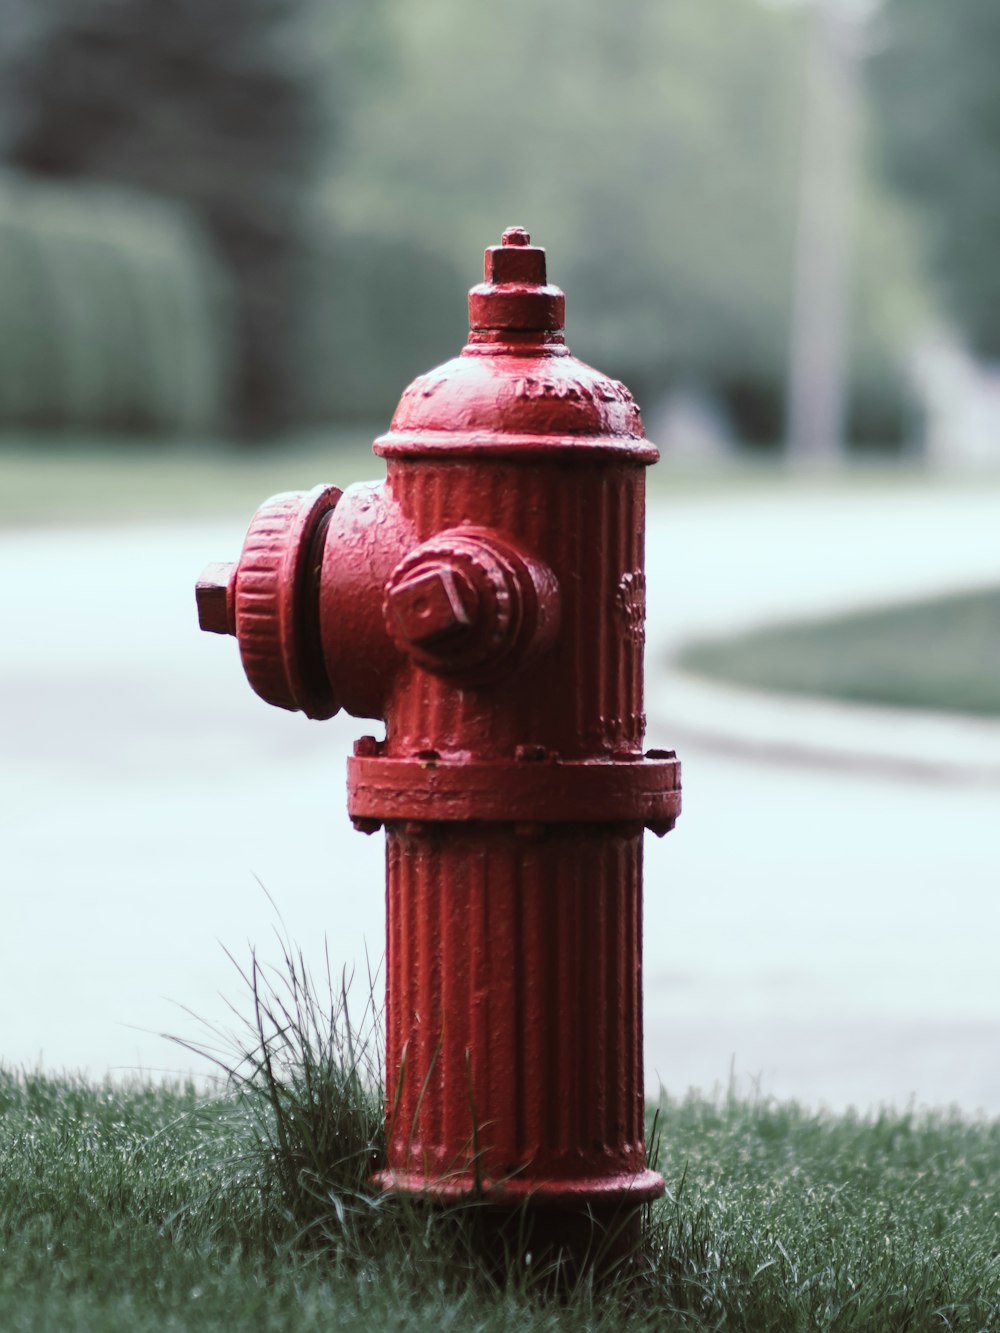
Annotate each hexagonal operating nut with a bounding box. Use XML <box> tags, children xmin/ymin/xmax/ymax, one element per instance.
<box><xmin>386</xmin><ymin>564</ymin><xmax>476</xmax><ymax>648</ymax></box>
<box><xmin>484</xmin><ymin>226</ymin><xmax>546</xmax><ymax>286</ymax></box>
<box><xmin>196</xmin><ymin>562</ymin><xmax>236</xmax><ymax>635</ymax></box>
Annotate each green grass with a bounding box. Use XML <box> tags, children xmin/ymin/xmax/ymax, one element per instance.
<box><xmin>3</xmin><ymin>1073</ymin><xmax>998</xmax><ymax>1330</ymax></box>
<box><xmin>3</xmin><ymin>1013</ymin><xmax>999</xmax><ymax>1330</ymax></box>
<box><xmin>0</xmin><ymin>430</ymin><xmax>384</xmax><ymax>528</ymax></box>
<box><xmin>6</xmin><ymin>430</ymin><xmax>998</xmax><ymax>530</ymax></box>
<box><xmin>679</xmin><ymin>586</ymin><xmax>1000</xmax><ymax>717</ymax></box>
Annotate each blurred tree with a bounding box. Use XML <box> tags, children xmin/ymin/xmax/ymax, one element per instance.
<box><xmin>0</xmin><ymin>173</ymin><xmax>233</xmax><ymax>434</ymax></box>
<box><xmin>316</xmin><ymin>0</ymin><xmax>925</xmax><ymax>447</ymax></box>
<box><xmin>0</xmin><ymin>0</ymin><xmax>330</xmax><ymax>436</ymax></box>
<box><xmin>294</xmin><ymin>228</ymin><xmax>467</xmax><ymax>427</ymax></box>
<box><xmin>316</xmin><ymin>0</ymin><xmax>805</xmax><ymax>439</ymax></box>
<box><xmin>0</xmin><ymin>0</ymin><xmax>928</xmax><ymax>446</ymax></box>
<box><xmin>871</xmin><ymin>0</ymin><xmax>1000</xmax><ymax>359</ymax></box>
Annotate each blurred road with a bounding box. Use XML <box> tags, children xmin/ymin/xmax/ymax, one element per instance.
<box><xmin>2</xmin><ymin>482</ymin><xmax>999</xmax><ymax>1113</ymax></box>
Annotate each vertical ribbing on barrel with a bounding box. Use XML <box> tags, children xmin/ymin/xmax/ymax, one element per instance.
<box><xmin>384</xmin><ymin>832</ymin><xmax>403</xmax><ymax>1155</ymax></box>
<box><xmin>630</xmin><ymin>468</ymin><xmax>646</xmax><ymax>745</ymax></box>
<box><xmin>383</xmin><ymin>825</ymin><xmax>646</xmax><ymax>1188</ymax></box>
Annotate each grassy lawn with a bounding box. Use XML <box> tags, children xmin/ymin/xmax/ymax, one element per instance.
<box><xmin>0</xmin><ymin>430</ymin><xmax>384</xmax><ymax>528</ymax></box>
<box><xmin>5</xmin><ymin>431</ymin><xmax>996</xmax><ymax>529</ymax></box>
<box><xmin>679</xmin><ymin>588</ymin><xmax>1000</xmax><ymax>716</ymax></box>
<box><xmin>2</xmin><ymin>1066</ymin><xmax>998</xmax><ymax>1331</ymax></box>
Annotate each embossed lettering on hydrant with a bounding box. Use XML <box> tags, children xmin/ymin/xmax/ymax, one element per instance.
<box><xmin>513</xmin><ymin>375</ymin><xmax>635</xmax><ymax>405</ymax></box>
<box><xmin>616</xmin><ymin>570</ymin><xmax>646</xmax><ymax>644</ymax></box>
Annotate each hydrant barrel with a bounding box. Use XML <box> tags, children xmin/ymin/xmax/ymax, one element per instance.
<box><xmin>196</xmin><ymin>227</ymin><xmax>680</xmax><ymax>1268</ymax></box>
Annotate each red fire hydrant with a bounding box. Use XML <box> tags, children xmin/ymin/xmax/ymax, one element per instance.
<box><xmin>196</xmin><ymin>227</ymin><xmax>680</xmax><ymax>1263</ymax></box>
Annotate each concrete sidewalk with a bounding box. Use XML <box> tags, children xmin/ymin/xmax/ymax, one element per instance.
<box><xmin>655</xmin><ymin>670</ymin><xmax>1000</xmax><ymax>786</ymax></box>
<box><xmin>644</xmin><ymin>483</ymin><xmax>1000</xmax><ymax>785</ymax></box>
<box><xmin>638</xmin><ymin>480</ymin><xmax>1000</xmax><ymax>1114</ymax></box>
<box><xmin>1</xmin><ymin>477</ymin><xmax>998</xmax><ymax>1112</ymax></box>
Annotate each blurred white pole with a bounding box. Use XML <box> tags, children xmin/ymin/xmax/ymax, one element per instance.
<box><xmin>785</xmin><ymin>0</ymin><xmax>862</xmax><ymax>464</ymax></box>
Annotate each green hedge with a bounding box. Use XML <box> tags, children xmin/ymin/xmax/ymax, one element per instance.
<box><xmin>293</xmin><ymin>226</ymin><xmax>469</xmax><ymax>425</ymax></box>
<box><xmin>0</xmin><ymin>174</ymin><xmax>233</xmax><ymax>434</ymax></box>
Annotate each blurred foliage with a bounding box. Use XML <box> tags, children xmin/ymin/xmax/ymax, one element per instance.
<box><xmin>321</xmin><ymin>0</ymin><xmax>811</xmax><ymax>439</ymax></box>
<box><xmin>312</xmin><ymin>0</ymin><xmax>925</xmax><ymax>446</ymax></box>
<box><xmin>0</xmin><ymin>0</ymin><xmax>341</xmax><ymax>436</ymax></box>
<box><xmin>0</xmin><ymin>173</ymin><xmax>231</xmax><ymax>433</ymax></box>
<box><xmin>0</xmin><ymin>0</ymin><xmax>934</xmax><ymax>445</ymax></box>
<box><xmin>293</xmin><ymin>227</ymin><xmax>468</xmax><ymax>425</ymax></box>
<box><xmin>870</xmin><ymin>0</ymin><xmax>1000</xmax><ymax>361</ymax></box>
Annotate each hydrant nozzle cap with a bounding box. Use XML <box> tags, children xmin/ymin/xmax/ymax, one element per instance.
<box><xmin>469</xmin><ymin>226</ymin><xmax>565</xmax><ymax>334</ymax></box>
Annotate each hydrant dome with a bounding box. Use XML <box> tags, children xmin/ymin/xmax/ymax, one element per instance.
<box><xmin>375</xmin><ymin>228</ymin><xmax>658</xmax><ymax>462</ymax></box>
<box><xmin>379</xmin><ymin>352</ymin><xmax>657</xmax><ymax>458</ymax></box>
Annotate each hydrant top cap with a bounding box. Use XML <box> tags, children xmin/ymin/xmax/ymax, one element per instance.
<box><xmin>485</xmin><ymin>226</ymin><xmax>546</xmax><ymax>285</ymax></box>
<box><xmin>377</xmin><ymin>225</ymin><xmax>657</xmax><ymax>459</ymax></box>
<box><xmin>470</xmin><ymin>226</ymin><xmax>564</xmax><ymax>333</ymax></box>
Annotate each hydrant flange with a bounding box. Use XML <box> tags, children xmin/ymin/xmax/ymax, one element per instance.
<box><xmin>348</xmin><ymin>753</ymin><xmax>680</xmax><ymax>828</ymax></box>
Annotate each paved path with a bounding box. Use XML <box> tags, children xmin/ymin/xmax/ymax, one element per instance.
<box><xmin>2</xmin><ymin>482</ymin><xmax>998</xmax><ymax>1113</ymax></box>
